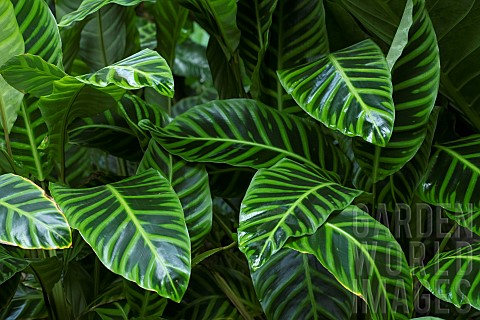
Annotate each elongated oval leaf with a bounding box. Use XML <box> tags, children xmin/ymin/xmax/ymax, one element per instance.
<box><xmin>0</xmin><ymin>173</ymin><xmax>71</xmax><ymax>249</ymax></box>
<box><xmin>386</xmin><ymin>0</ymin><xmax>413</xmax><ymax>71</ymax></box>
<box><xmin>278</xmin><ymin>39</ymin><xmax>394</xmax><ymax>146</ymax></box>
<box><xmin>140</xmin><ymin>99</ymin><xmax>348</xmax><ymax>174</ymax></box>
<box><xmin>415</xmin><ymin>243</ymin><xmax>480</xmax><ymax>310</ymax></box>
<box><xmin>238</xmin><ymin>158</ymin><xmax>361</xmax><ymax>270</ymax></box>
<box><xmin>251</xmin><ymin>248</ymin><xmax>354</xmax><ymax>320</ymax></box>
<box><xmin>288</xmin><ymin>206</ymin><xmax>413</xmax><ymax>320</ymax></box>
<box><xmin>138</xmin><ymin>139</ymin><xmax>212</xmax><ymax>250</ymax></box>
<box><xmin>79</xmin><ymin>49</ymin><xmax>174</xmax><ymax>98</ymax></box>
<box><xmin>352</xmin><ymin>0</ymin><xmax>440</xmax><ymax>183</ymax></box>
<box><xmin>418</xmin><ymin>134</ymin><xmax>480</xmax><ymax>213</ymax></box>
<box><xmin>12</xmin><ymin>0</ymin><xmax>63</xmax><ymax>67</ymax></box>
<box><xmin>0</xmin><ymin>0</ymin><xmax>24</xmax><ymax>132</ymax></box>
<box><xmin>50</xmin><ymin>169</ymin><xmax>191</xmax><ymax>302</ymax></box>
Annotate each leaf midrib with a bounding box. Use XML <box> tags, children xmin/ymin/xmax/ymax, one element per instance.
<box><xmin>105</xmin><ymin>184</ymin><xmax>178</xmax><ymax>298</ymax></box>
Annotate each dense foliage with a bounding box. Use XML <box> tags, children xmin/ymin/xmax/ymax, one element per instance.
<box><xmin>0</xmin><ymin>0</ymin><xmax>479</xmax><ymax>319</ymax></box>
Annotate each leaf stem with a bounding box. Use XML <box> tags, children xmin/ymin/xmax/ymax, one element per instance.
<box><xmin>212</xmin><ymin>271</ymin><xmax>254</xmax><ymax>320</ymax></box>
<box><xmin>192</xmin><ymin>241</ymin><xmax>236</xmax><ymax>268</ymax></box>
<box><xmin>0</xmin><ymin>97</ymin><xmax>14</xmax><ymax>161</ymax></box>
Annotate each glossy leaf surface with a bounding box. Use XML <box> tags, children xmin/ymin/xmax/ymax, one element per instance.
<box><xmin>0</xmin><ymin>174</ymin><xmax>71</xmax><ymax>249</ymax></box>
<box><xmin>239</xmin><ymin>159</ymin><xmax>361</xmax><ymax>270</ymax></box>
<box><xmin>50</xmin><ymin>169</ymin><xmax>191</xmax><ymax>302</ymax></box>
<box><xmin>279</xmin><ymin>39</ymin><xmax>394</xmax><ymax>146</ymax></box>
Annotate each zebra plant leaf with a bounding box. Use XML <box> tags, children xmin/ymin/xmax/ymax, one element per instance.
<box><xmin>238</xmin><ymin>158</ymin><xmax>361</xmax><ymax>270</ymax></box>
<box><xmin>0</xmin><ymin>246</ymin><xmax>30</xmax><ymax>285</ymax></box>
<box><xmin>352</xmin><ymin>0</ymin><xmax>440</xmax><ymax>183</ymax></box>
<box><xmin>0</xmin><ymin>54</ymin><xmax>66</xmax><ymax>98</ymax></box>
<box><xmin>418</xmin><ymin>134</ymin><xmax>480</xmax><ymax>213</ymax></box>
<box><xmin>415</xmin><ymin>243</ymin><xmax>480</xmax><ymax>310</ymax></box>
<box><xmin>123</xmin><ymin>281</ymin><xmax>167</xmax><ymax>319</ymax></box>
<box><xmin>138</xmin><ymin>139</ymin><xmax>212</xmax><ymax>251</ymax></box>
<box><xmin>58</xmin><ymin>0</ymin><xmax>153</xmax><ymax>28</ymax></box>
<box><xmin>251</xmin><ymin>248</ymin><xmax>354</xmax><ymax>320</ymax></box>
<box><xmin>445</xmin><ymin>210</ymin><xmax>480</xmax><ymax>237</ymax></box>
<box><xmin>0</xmin><ymin>0</ymin><xmax>24</xmax><ymax>133</ymax></box>
<box><xmin>288</xmin><ymin>206</ymin><xmax>413</xmax><ymax>320</ymax></box>
<box><xmin>0</xmin><ymin>173</ymin><xmax>71</xmax><ymax>249</ymax></box>
<box><xmin>257</xmin><ymin>0</ymin><xmax>330</xmax><ymax>114</ymax></box>
<box><xmin>50</xmin><ymin>169</ymin><xmax>191</xmax><ymax>302</ymax></box>
<box><xmin>11</xmin><ymin>0</ymin><xmax>63</xmax><ymax>67</ymax></box>
<box><xmin>278</xmin><ymin>39</ymin><xmax>394</xmax><ymax>146</ymax></box>
<box><xmin>78</xmin><ymin>49</ymin><xmax>174</xmax><ymax>98</ymax></box>
<box><xmin>140</xmin><ymin>99</ymin><xmax>348</xmax><ymax>175</ymax></box>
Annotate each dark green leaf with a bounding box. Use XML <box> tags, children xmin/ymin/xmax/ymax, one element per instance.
<box><xmin>0</xmin><ymin>247</ymin><xmax>29</xmax><ymax>285</ymax></box>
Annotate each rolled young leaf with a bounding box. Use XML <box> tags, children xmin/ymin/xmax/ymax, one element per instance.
<box><xmin>278</xmin><ymin>39</ymin><xmax>395</xmax><ymax>146</ymax></box>
<box><xmin>0</xmin><ymin>173</ymin><xmax>71</xmax><ymax>249</ymax></box>
<box><xmin>288</xmin><ymin>206</ymin><xmax>413</xmax><ymax>320</ymax></box>
<box><xmin>50</xmin><ymin>169</ymin><xmax>191</xmax><ymax>302</ymax></box>
<box><xmin>238</xmin><ymin>158</ymin><xmax>361</xmax><ymax>270</ymax></box>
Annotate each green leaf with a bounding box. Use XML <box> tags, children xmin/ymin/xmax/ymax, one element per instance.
<box><xmin>386</xmin><ymin>0</ymin><xmax>413</xmax><ymax>71</ymax></box>
<box><xmin>39</xmin><ymin>76</ymin><xmax>124</xmax><ymax>179</ymax></box>
<box><xmin>352</xmin><ymin>0</ymin><xmax>440</xmax><ymax>182</ymax></box>
<box><xmin>418</xmin><ymin>134</ymin><xmax>480</xmax><ymax>213</ymax></box>
<box><xmin>0</xmin><ymin>247</ymin><xmax>30</xmax><ymax>285</ymax></box>
<box><xmin>78</xmin><ymin>49</ymin><xmax>174</xmax><ymax>98</ymax></box>
<box><xmin>238</xmin><ymin>158</ymin><xmax>361</xmax><ymax>270</ymax></box>
<box><xmin>356</xmin><ymin>107</ymin><xmax>439</xmax><ymax>210</ymax></box>
<box><xmin>0</xmin><ymin>273</ymin><xmax>21</xmax><ymax>312</ymax></box>
<box><xmin>415</xmin><ymin>243</ymin><xmax>480</xmax><ymax>309</ymax></box>
<box><xmin>138</xmin><ymin>139</ymin><xmax>212</xmax><ymax>250</ymax></box>
<box><xmin>445</xmin><ymin>210</ymin><xmax>480</xmax><ymax>237</ymax></box>
<box><xmin>0</xmin><ymin>173</ymin><xmax>71</xmax><ymax>249</ymax></box>
<box><xmin>124</xmin><ymin>280</ymin><xmax>167</xmax><ymax>319</ymax></box>
<box><xmin>288</xmin><ymin>206</ymin><xmax>413</xmax><ymax>320</ymax></box>
<box><xmin>9</xmin><ymin>97</ymin><xmax>52</xmax><ymax>181</ymax></box>
<box><xmin>257</xmin><ymin>0</ymin><xmax>329</xmax><ymax>114</ymax></box>
<box><xmin>29</xmin><ymin>256</ymin><xmax>63</xmax><ymax>292</ymax></box>
<box><xmin>178</xmin><ymin>0</ymin><xmax>240</xmax><ymax>60</ymax></box>
<box><xmin>0</xmin><ymin>0</ymin><xmax>24</xmax><ymax>133</ymax></box>
<box><xmin>278</xmin><ymin>39</ymin><xmax>394</xmax><ymax>147</ymax></box>
<box><xmin>58</xmin><ymin>0</ymin><xmax>152</xmax><ymax>28</ymax></box>
<box><xmin>0</xmin><ymin>54</ymin><xmax>66</xmax><ymax>97</ymax></box>
<box><xmin>0</xmin><ymin>283</ymin><xmax>47</xmax><ymax>319</ymax></box>
<box><xmin>153</xmin><ymin>0</ymin><xmax>188</xmax><ymax>67</ymax></box>
<box><xmin>236</xmin><ymin>0</ymin><xmax>278</xmax><ymax>87</ymax></box>
<box><xmin>251</xmin><ymin>248</ymin><xmax>354</xmax><ymax>320</ymax></box>
<box><xmin>11</xmin><ymin>0</ymin><xmax>63</xmax><ymax>67</ymax></box>
<box><xmin>140</xmin><ymin>99</ymin><xmax>348</xmax><ymax>174</ymax></box>
<box><xmin>50</xmin><ymin>169</ymin><xmax>191</xmax><ymax>302</ymax></box>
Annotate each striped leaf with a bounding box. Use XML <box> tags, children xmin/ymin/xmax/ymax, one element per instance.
<box><xmin>0</xmin><ymin>283</ymin><xmax>47</xmax><ymax>319</ymax></box>
<box><xmin>9</xmin><ymin>97</ymin><xmax>51</xmax><ymax>181</ymax></box>
<box><xmin>178</xmin><ymin>0</ymin><xmax>240</xmax><ymax>60</ymax></box>
<box><xmin>238</xmin><ymin>158</ymin><xmax>361</xmax><ymax>270</ymax></box>
<box><xmin>257</xmin><ymin>0</ymin><xmax>330</xmax><ymax>114</ymax></box>
<box><xmin>69</xmin><ymin>108</ymin><xmax>143</xmax><ymax>161</ymax></box>
<box><xmin>0</xmin><ymin>246</ymin><xmax>30</xmax><ymax>285</ymax></box>
<box><xmin>237</xmin><ymin>0</ymin><xmax>278</xmax><ymax>89</ymax></box>
<box><xmin>11</xmin><ymin>0</ymin><xmax>63</xmax><ymax>67</ymax></box>
<box><xmin>0</xmin><ymin>0</ymin><xmax>24</xmax><ymax>133</ymax></box>
<box><xmin>251</xmin><ymin>248</ymin><xmax>354</xmax><ymax>320</ymax></box>
<box><xmin>50</xmin><ymin>169</ymin><xmax>191</xmax><ymax>302</ymax></box>
<box><xmin>78</xmin><ymin>49</ymin><xmax>174</xmax><ymax>98</ymax></box>
<box><xmin>415</xmin><ymin>243</ymin><xmax>480</xmax><ymax>310</ymax></box>
<box><xmin>58</xmin><ymin>0</ymin><xmax>152</xmax><ymax>28</ymax></box>
<box><xmin>445</xmin><ymin>210</ymin><xmax>480</xmax><ymax>237</ymax></box>
<box><xmin>153</xmin><ymin>0</ymin><xmax>188</xmax><ymax>67</ymax></box>
<box><xmin>0</xmin><ymin>173</ymin><xmax>71</xmax><ymax>249</ymax></box>
<box><xmin>418</xmin><ymin>134</ymin><xmax>480</xmax><ymax>213</ymax></box>
<box><xmin>124</xmin><ymin>280</ymin><xmax>167</xmax><ymax>318</ymax></box>
<box><xmin>353</xmin><ymin>107</ymin><xmax>439</xmax><ymax>210</ymax></box>
<box><xmin>140</xmin><ymin>99</ymin><xmax>348</xmax><ymax>174</ymax></box>
<box><xmin>0</xmin><ymin>54</ymin><xmax>66</xmax><ymax>98</ymax></box>
<box><xmin>38</xmin><ymin>76</ymin><xmax>124</xmax><ymax>179</ymax></box>
<box><xmin>288</xmin><ymin>206</ymin><xmax>413</xmax><ymax>320</ymax></box>
<box><xmin>138</xmin><ymin>139</ymin><xmax>212</xmax><ymax>250</ymax></box>
<box><xmin>352</xmin><ymin>0</ymin><xmax>440</xmax><ymax>182</ymax></box>
<box><xmin>278</xmin><ymin>39</ymin><xmax>395</xmax><ymax>147</ymax></box>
